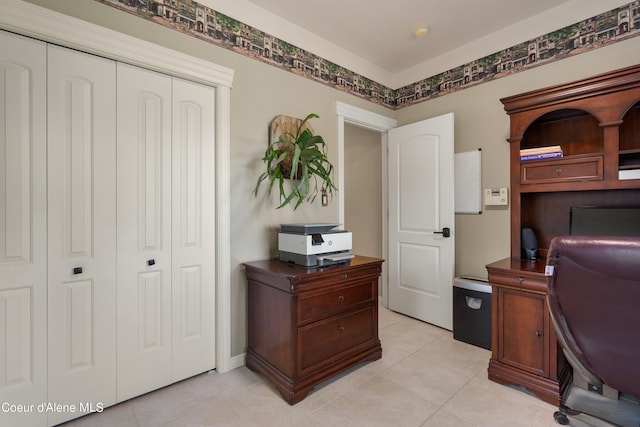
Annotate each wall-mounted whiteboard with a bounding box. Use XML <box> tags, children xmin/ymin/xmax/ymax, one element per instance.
<box><xmin>455</xmin><ymin>149</ymin><xmax>482</xmax><ymax>214</ymax></box>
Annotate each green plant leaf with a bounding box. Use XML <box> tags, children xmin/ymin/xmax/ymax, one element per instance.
<box><xmin>252</xmin><ymin>113</ymin><xmax>336</xmax><ymax>210</ymax></box>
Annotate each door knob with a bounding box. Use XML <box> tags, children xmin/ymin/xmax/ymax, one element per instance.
<box><xmin>434</xmin><ymin>227</ymin><xmax>451</xmax><ymax>238</ymax></box>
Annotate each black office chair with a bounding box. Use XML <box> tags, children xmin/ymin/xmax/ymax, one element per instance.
<box><xmin>546</xmin><ymin>236</ymin><xmax>640</xmax><ymax>427</ymax></box>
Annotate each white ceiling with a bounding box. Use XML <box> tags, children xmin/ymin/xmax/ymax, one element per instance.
<box><xmin>207</xmin><ymin>0</ymin><xmax>628</xmax><ymax>87</ymax></box>
<box><xmin>247</xmin><ymin>0</ymin><xmax>573</xmax><ymax>73</ymax></box>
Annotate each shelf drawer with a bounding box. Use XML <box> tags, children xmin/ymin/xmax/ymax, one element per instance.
<box><xmin>295</xmin><ymin>264</ymin><xmax>381</xmax><ymax>289</ymax></box>
<box><xmin>297</xmin><ymin>282</ymin><xmax>375</xmax><ymax>324</ymax></box>
<box><xmin>521</xmin><ymin>156</ymin><xmax>603</xmax><ymax>185</ymax></box>
<box><xmin>298</xmin><ymin>307</ymin><xmax>375</xmax><ymax>372</ymax></box>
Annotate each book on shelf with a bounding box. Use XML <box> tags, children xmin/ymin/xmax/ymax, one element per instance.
<box><xmin>619</xmin><ymin>169</ymin><xmax>640</xmax><ymax>180</ymax></box>
<box><xmin>520</xmin><ymin>151</ymin><xmax>564</xmax><ymax>162</ymax></box>
<box><xmin>519</xmin><ymin>145</ymin><xmax>563</xmax><ymax>156</ymax></box>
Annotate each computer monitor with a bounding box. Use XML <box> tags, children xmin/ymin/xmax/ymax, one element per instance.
<box><xmin>570</xmin><ymin>207</ymin><xmax>640</xmax><ymax>237</ymax></box>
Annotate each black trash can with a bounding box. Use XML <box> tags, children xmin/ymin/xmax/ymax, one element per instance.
<box><xmin>453</xmin><ymin>276</ymin><xmax>492</xmax><ymax>350</ymax></box>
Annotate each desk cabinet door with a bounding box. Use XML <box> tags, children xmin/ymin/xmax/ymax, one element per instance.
<box><xmin>497</xmin><ymin>288</ymin><xmax>548</xmax><ymax>376</ymax></box>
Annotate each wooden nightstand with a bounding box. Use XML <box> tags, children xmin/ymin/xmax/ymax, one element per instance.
<box><xmin>244</xmin><ymin>256</ymin><xmax>383</xmax><ymax>404</ymax></box>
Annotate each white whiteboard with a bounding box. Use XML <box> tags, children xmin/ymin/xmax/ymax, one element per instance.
<box><xmin>455</xmin><ymin>149</ymin><xmax>482</xmax><ymax>214</ymax></box>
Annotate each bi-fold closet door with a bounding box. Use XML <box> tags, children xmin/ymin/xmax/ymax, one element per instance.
<box><xmin>0</xmin><ymin>30</ymin><xmax>215</xmax><ymax>427</ymax></box>
<box><xmin>0</xmin><ymin>30</ymin><xmax>48</xmax><ymax>427</ymax></box>
<box><xmin>116</xmin><ymin>63</ymin><xmax>216</xmax><ymax>402</ymax></box>
<box><xmin>46</xmin><ymin>43</ymin><xmax>118</xmax><ymax>427</ymax></box>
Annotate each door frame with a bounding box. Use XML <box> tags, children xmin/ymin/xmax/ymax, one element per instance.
<box><xmin>0</xmin><ymin>0</ymin><xmax>238</xmax><ymax>372</ymax></box>
<box><xmin>336</xmin><ymin>101</ymin><xmax>396</xmax><ymax>306</ymax></box>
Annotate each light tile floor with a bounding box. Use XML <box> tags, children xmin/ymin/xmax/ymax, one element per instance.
<box><xmin>60</xmin><ymin>305</ymin><xmax>569</xmax><ymax>427</ymax></box>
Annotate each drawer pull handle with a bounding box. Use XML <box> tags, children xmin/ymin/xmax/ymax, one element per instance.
<box><xmin>338</xmin><ymin>295</ymin><xmax>345</xmax><ymax>302</ymax></box>
<box><xmin>338</xmin><ymin>326</ymin><xmax>345</xmax><ymax>333</ymax></box>
<box><xmin>147</xmin><ymin>259</ymin><xmax>156</xmax><ymax>266</ymax></box>
<box><xmin>518</xmin><ymin>277</ymin><xmax>524</xmax><ymax>284</ymax></box>
<box><xmin>341</xmin><ymin>274</ymin><xmax>348</xmax><ymax>280</ymax></box>
<box><xmin>535</xmin><ymin>330</ymin><xmax>543</xmax><ymax>337</ymax></box>
<box><xmin>73</xmin><ymin>267</ymin><xmax>83</xmax><ymax>275</ymax></box>
<box><xmin>556</xmin><ymin>168</ymin><xmax>562</xmax><ymax>175</ymax></box>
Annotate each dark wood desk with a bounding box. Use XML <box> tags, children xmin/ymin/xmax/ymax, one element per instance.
<box><xmin>244</xmin><ymin>256</ymin><xmax>383</xmax><ymax>404</ymax></box>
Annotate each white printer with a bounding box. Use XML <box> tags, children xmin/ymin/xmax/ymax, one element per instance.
<box><xmin>278</xmin><ymin>223</ymin><xmax>354</xmax><ymax>267</ymax></box>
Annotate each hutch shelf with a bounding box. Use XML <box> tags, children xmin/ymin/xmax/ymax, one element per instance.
<box><xmin>487</xmin><ymin>65</ymin><xmax>640</xmax><ymax>406</ymax></box>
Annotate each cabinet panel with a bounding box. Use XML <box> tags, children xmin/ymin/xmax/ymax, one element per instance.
<box><xmin>247</xmin><ymin>279</ymin><xmax>294</xmax><ymax>377</ymax></box>
<box><xmin>499</xmin><ymin>289</ymin><xmax>545</xmax><ymax>375</ymax></box>
<box><xmin>0</xmin><ymin>31</ymin><xmax>47</xmax><ymax>427</ymax></box>
<box><xmin>294</xmin><ymin>264</ymin><xmax>381</xmax><ymax>288</ymax></box>
<box><xmin>298</xmin><ymin>307</ymin><xmax>375</xmax><ymax>372</ymax></box>
<box><xmin>298</xmin><ymin>281</ymin><xmax>374</xmax><ymax>324</ymax></box>
<box><xmin>521</xmin><ymin>156</ymin><xmax>603</xmax><ymax>185</ymax></box>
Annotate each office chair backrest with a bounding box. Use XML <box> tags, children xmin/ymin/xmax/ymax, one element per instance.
<box><xmin>546</xmin><ymin>236</ymin><xmax>640</xmax><ymax>399</ymax></box>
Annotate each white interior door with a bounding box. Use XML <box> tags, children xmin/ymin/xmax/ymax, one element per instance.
<box><xmin>388</xmin><ymin>113</ymin><xmax>455</xmax><ymax>330</ymax></box>
<box><xmin>116</xmin><ymin>63</ymin><xmax>173</xmax><ymax>401</ymax></box>
<box><xmin>0</xmin><ymin>30</ymin><xmax>48</xmax><ymax>427</ymax></box>
<box><xmin>47</xmin><ymin>45</ymin><xmax>117</xmax><ymax>425</ymax></box>
<box><xmin>171</xmin><ymin>78</ymin><xmax>216</xmax><ymax>381</ymax></box>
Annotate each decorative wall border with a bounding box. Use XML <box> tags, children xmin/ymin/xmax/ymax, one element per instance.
<box><xmin>97</xmin><ymin>0</ymin><xmax>640</xmax><ymax>110</ymax></box>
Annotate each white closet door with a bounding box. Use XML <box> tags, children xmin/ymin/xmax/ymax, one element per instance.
<box><xmin>116</xmin><ymin>63</ymin><xmax>173</xmax><ymax>401</ymax></box>
<box><xmin>0</xmin><ymin>30</ymin><xmax>47</xmax><ymax>427</ymax></box>
<box><xmin>47</xmin><ymin>45</ymin><xmax>117</xmax><ymax>425</ymax></box>
<box><xmin>171</xmin><ymin>78</ymin><xmax>216</xmax><ymax>381</ymax></box>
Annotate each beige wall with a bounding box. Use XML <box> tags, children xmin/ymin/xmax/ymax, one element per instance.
<box><xmin>395</xmin><ymin>37</ymin><xmax>640</xmax><ymax>279</ymax></box>
<box><xmin>20</xmin><ymin>0</ymin><xmax>640</xmax><ymax>357</ymax></box>
<box><xmin>344</xmin><ymin>124</ymin><xmax>383</xmax><ymax>259</ymax></box>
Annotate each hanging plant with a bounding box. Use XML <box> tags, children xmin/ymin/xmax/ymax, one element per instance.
<box><xmin>253</xmin><ymin>113</ymin><xmax>337</xmax><ymax>210</ymax></box>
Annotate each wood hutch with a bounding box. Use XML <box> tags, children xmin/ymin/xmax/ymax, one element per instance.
<box><xmin>487</xmin><ymin>65</ymin><xmax>640</xmax><ymax>406</ymax></box>
<box><xmin>244</xmin><ymin>256</ymin><xmax>383</xmax><ymax>404</ymax></box>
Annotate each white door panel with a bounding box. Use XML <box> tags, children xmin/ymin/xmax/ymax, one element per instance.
<box><xmin>388</xmin><ymin>113</ymin><xmax>455</xmax><ymax>330</ymax></box>
<box><xmin>171</xmin><ymin>78</ymin><xmax>216</xmax><ymax>381</ymax></box>
<box><xmin>47</xmin><ymin>45</ymin><xmax>117</xmax><ymax>425</ymax></box>
<box><xmin>0</xmin><ymin>33</ymin><xmax>47</xmax><ymax>427</ymax></box>
<box><xmin>117</xmin><ymin>63</ymin><xmax>173</xmax><ymax>401</ymax></box>
<box><xmin>397</xmin><ymin>136</ymin><xmax>440</xmax><ymax>231</ymax></box>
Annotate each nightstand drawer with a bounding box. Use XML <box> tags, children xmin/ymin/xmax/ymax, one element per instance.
<box><xmin>488</xmin><ymin>271</ymin><xmax>548</xmax><ymax>293</ymax></box>
<box><xmin>298</xmin><ymin>282</ymin><xmax>375</xmax><ymax>324</ymax></box>
<box><xmin>521</xmin><ymin>156</ymin><xmax>603</xmax><ymax>185</ymax></box>
<box><xmin>295</xmin><ymin>264</ymin><xmax>381</xmax><ymax>288</ymax></box>
<box><xmin>298</xmin><ymin>307</ymin><xmax>375</xmax><ymax>372</ymax></box>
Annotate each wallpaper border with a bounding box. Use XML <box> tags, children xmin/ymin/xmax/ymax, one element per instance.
<box><xmin>97</xmin><ymin>0</ymin><xmax>640</xmax><ymax>110</ymax></box>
